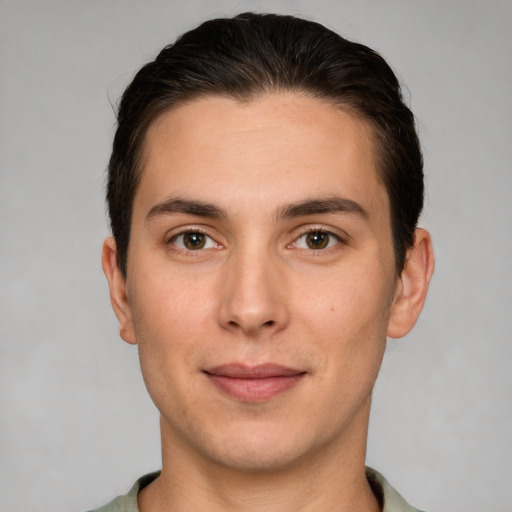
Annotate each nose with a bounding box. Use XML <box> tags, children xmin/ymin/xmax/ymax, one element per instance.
<box><xmin>217</xmin><ymin>246</ymin><xmax>289</xmax><ymax>337</ymax></box>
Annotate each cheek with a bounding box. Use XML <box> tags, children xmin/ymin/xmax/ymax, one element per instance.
<box><xmin>293</xmin><ymin>262</ymin><xmax>393</xmax><ymax>392</ymax></box>
<box><xmin>128</xmin><ymin>269</ymin><xmax>218</xmax><ymax>385</ymax></box>
<box><xmin>132</xmin><ymin>285</ymin><xmax>210</xmax><ymax>420</ymax></box>
<box><xmin>297</xmin><ymin>265</ymin><xmax>392</xmax><ymax>337</ymax></box>
<box><xmin>131</xmin><ymin>261</ymin><xmax>217</xmax><ymax>334</ymax></box>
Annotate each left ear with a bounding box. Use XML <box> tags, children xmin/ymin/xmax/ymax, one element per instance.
<box><xmin>102</xmin><ymin>237</ymin><xmax>137</xmax><ymax>345</ymax></box>
<box><xmin>387</xmin><ymin>228</ymin><xmax>435</xmax><ymax>339</ymax></box>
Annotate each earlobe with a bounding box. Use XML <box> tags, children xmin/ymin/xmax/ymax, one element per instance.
<box><xmin>101</xmin><ymin>237</ymin><xmax>137</xmax><ymax>344</ymax></box>
<box><xmin>387</xmin><ymin>228</ymin><xmax>435</xmax><ymax>339</ymax></box>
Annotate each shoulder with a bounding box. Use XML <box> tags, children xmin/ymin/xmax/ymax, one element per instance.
<box><xmin>87</xmin><ymin>472</ymin><xmax>160</xmax><ymax>512</ymax></box>
<box><xmin>87</xmin><ymin>494</ymin><xmax>129</xmax><ymax>512</ymax></box>
<box><xmin>366</xmin><ymin>467</ymin><xmax>426</xmax><ymax>512</ymax></box>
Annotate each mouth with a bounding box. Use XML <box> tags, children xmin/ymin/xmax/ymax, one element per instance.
<box><xmin>204</xmin><ymin>363</ymin><xmax>307</xmax><ymax>402</ymax></box>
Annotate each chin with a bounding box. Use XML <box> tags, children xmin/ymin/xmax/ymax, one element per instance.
<box><xmin>206</xmin><ymin>439</ymin><xmax>310</xmax><ymax>473</ymax></box>
<box><xmin>188</xmin><ymin>419</ymin><xmax>339</xmax><ymax>474</ymax></box>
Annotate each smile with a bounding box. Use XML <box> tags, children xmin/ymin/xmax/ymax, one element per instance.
<box><xmin>204</xmin><ymin>364</ymin><xmax>307</xmax><ymax>402</ymax></box>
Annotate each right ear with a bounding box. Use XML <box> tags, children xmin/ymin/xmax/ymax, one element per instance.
<box><xmin>101</xmin><ymin>237</ymin><xmax>137</xmax><ymax>344</ymax></box>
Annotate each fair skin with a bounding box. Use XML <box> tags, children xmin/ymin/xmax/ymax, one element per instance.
<box><xmin>103</xmin><ymin>93</ymin><xmax>434</xmax><ymax>512</ymax></box>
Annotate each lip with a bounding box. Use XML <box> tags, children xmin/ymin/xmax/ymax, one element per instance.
<box><xmin>204</xmin><ymin>364</ymin><xmax>307</xmax><ymax>402</ymax></box>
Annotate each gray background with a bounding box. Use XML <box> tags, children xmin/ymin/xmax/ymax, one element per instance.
<box><xmin>1</xmin><ymin>1</ymin><xmax>511</xmax><ymax>511</ymax></box>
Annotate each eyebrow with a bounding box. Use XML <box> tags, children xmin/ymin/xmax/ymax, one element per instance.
<box><xmin>277</xmin><ymin>197</ymin><xmax>368</xmax><ymax>220</ymax></box>
<box><xmin>145</xmin><ymin>196</ymin><xmax>368</xmax><ymax>223</ymax></box>
<box><xmin>146</xmin><ymin>197</ymin><xmax>227</xmax><ymax>222</ymax></box>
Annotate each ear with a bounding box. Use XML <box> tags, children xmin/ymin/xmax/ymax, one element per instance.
<box><xmin>387</xmin><ymin>228</ymin><xmax>435</xmax><ymax>339</ymax></box>
<box><xmin>101</xmin><ymin>237</ymin><xmax>137</xmax><ymax>344</ymax></box>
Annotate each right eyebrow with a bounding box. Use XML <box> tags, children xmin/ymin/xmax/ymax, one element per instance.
<box><xmin>277</xmin><ymin>197</ymin><xmax>369</xmax><ymax>221</ymax></box>
<box><xmin>145</xmin><ymin>197</ymin><xmax>227</xmax><ymax>223</ymax></box>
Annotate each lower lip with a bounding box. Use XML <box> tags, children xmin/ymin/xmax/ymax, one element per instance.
<box><xmin>206</xmin><ymin>374</ymin><xmax>305</xmax><ymax>402</ymax></box>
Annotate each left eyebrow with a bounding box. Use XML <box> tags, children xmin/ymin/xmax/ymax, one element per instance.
<box><xmin>145</xmin><ymin>197</ymin><xmax>227</xmax><ymax>223</ymax></box>
<box><xmin>277</xmin><ymin>197</ymin><xmax>369</xmax><ymax>221</ymax></box>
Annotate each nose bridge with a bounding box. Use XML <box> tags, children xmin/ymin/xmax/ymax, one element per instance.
<box><xmin>218</xmin><ymin>239</ymin><xmax>287</xmax><ymax>336</ymax></box>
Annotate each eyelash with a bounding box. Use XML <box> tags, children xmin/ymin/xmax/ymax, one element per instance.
<box><xmin>288</xmin><ymin>228</ymin><xmax>344</xmax><ymax>251</ymax></box>
<box><xmin>168</xmin><ymin>228</ymin><xmax>221</xmax><ymax>252</ymax></box>
<box><xmin>167</xmin><ymin>226</ymin><xmax>345</xmax><ymax>254</ymax></box>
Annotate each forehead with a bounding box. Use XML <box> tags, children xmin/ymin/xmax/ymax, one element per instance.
<box><xmin>136</xmin><ymin>93</ymin><xmax>388</xmax><ymax>219</ymax></box>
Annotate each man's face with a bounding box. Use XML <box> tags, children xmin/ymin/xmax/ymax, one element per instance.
<box><xmin>110</xmin><ymin>93</ymin><xmax>405</xmax><ymax>471</ymax></box>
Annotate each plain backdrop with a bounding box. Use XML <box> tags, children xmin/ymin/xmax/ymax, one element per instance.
<box><xmin>1</xmin><ymin>1</ymin><xmax>511</xmax><ymax>511</ymax></box>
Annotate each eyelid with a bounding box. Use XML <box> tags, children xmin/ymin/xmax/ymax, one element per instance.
<box><xmin>292</xmin><ymin>224</ymin><xmax>350</xmax><ymax>241</ymax></box>
<box><xmin>166</xmin><ymin>226</ymin><xmax>223</xmax><ymax>250</ymax></box>
<box><xmin>288</xmin><ymin>224</ymin><xmax>349</xmax><ymax>248</ymax></box>
<box><xmin>166</xmin><ymin>225</ymin><xmax>207</xmax><ymax>242</ymax></box>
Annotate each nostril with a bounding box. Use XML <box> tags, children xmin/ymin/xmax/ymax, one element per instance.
<box><xmin>226</xmin><ymin>319</ymin><xmax>275</xmax><ymax>332</ymax></box>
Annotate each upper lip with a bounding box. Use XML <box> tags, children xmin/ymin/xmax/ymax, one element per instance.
<box><xmin>204</xmin><ymin>363</ymin><xmax>305</xmax><ymax>379</ymax></box>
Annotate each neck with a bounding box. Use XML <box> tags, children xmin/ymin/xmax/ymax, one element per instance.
<box><xmin>139</xmin><ymin>401</ymin><xmax>380</xmax><ymax>512</ymax></box>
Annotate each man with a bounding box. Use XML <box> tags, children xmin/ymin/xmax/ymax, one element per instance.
<box><xmin>95</xmin><ymin>12</ymin><xmax>434</xmax><ymax>512</ymax></box>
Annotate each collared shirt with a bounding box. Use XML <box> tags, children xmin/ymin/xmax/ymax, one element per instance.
<box><xmin>88</xmin><ymin>467</ymin><xmax>425</xmax><ymax>512</ymax></box>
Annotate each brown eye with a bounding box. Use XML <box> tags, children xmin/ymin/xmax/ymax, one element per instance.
<box><xmin>292</xmin><ymin>230</ymin><xmax>340</xmax><ymax>250</ymax></box>
<box><xmin>183</xmin><ymin>232</ymin><xmax>206</xmax><ymax>249</ymax></box>
<box><xmin>171</xmin><ymin>232</ymin><xmax>218</xmax><ymax>251</ymax></box>
<box><xmin>305</xmin><ymin>232</ymin><xmax>330</xmax><ymax>249</ymax></box>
